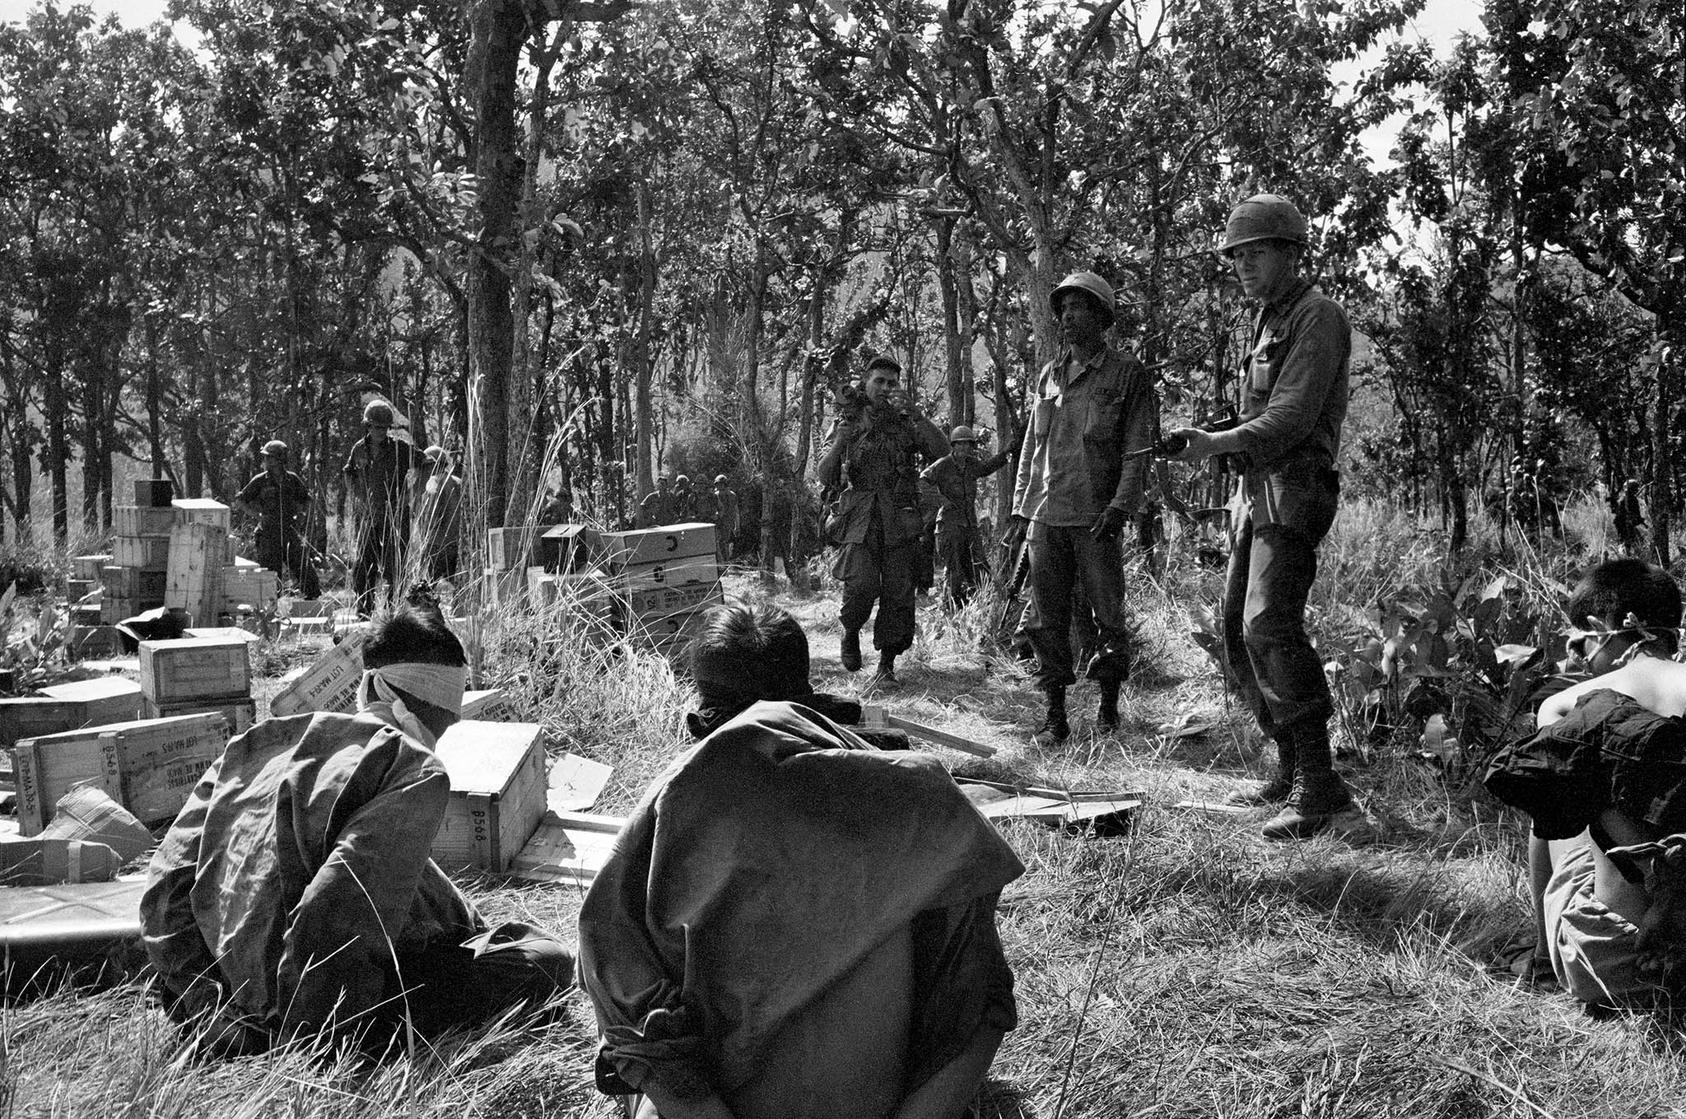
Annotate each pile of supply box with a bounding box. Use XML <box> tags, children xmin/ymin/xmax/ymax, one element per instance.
<box><xmin>489</xmin><ymin>521</ymin><xmax>724</xmax><ymax>661</ymax></box>
<box><xmin>86</xmin><ymin>479</ymin><xmax>281</xmax><ymax>639</ymax></box>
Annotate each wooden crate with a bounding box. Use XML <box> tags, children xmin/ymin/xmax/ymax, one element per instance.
<box><xmin>621</xmin><ymin>554</ymin><xmax>718</xmax><ymax>593</ymax></box>
<box><xmin>138</xmin><ymin>636</ymin><xmax>252</xmax><ymax>703</ymax></box>
<box><xmin>71</xmin><ymin>603</ymin><xmax>102</xmax><ymax>627</ymax></box>
<box><xmin>539</xmin><ymin>524</ymin><xmax>606</xmax><ymax>573</ymax></box>
<box><xmin>12</xmin><ymin>712</ymin><xmax>229</xmax><ymax>834</ymax></box>
<box><xmin>113</xmin><ymin>506</ymin><xmax>176</xmax><ymax>537</ymax></box>
<box><xmin>170</xmin><ymin>498</ymin><xmax>232</xmax><ymax>531</ymax></box>
<box><xmin>0</xmin><ymin>677</ymin><xmax>143</xmax><ymax>750</ymax></box>
<box><xmin>220</xmin><ymin>566</ymin><xmax>279</xmax><ymax>612</ymax></box>
<box><xmin>142</xmin><ymin>696</ymin><xmax>256</xmax><ymax>736</ymax></box>
<box><xmin>102</xmin><ymin>565</ymin><xmax>168</xmax><ymax>603</ymax></box>
<box><xmin>134</xmin><ymin>479</ymin><xmax>173</xmax><ymax>507</ymax></box>
<box><xmin>602</xmin><ymin>522</ymin><xmax>717</xmax><ymax>569</ymax></box>
<box><xmin>71</xmin><ymin>554</ymin><xmax>113</xmax><ymax>582</ymax></box>
<box><xmin>623</xmin><ymin>578</ymin><xmax>724</xmax><ymax>625</ymax></box>
<box><xmin>430</xmin><ymin>720</ymin><xmax>548</xmax><ymax>873</ymax></box>
<box><xmin>66</xmin><ymin>578</ymin><xmax>96</xmax><ymax>601</ymax></box>
<box><xmin>164</xmin><ymin>522</ymin><xmax>227</xmax><ymax>625</ymax></box>
<box><xmin>113</xmin><ymin>533</ymin><xmax>172</xmax><ymax>571</ymax></box>
<box><xmin>486</xmin><ymin>525</ymin><xmax>563</xmax><ymax>573</ymax></box>
<box><xmin>484</xmin><ymin>566</ymin><xmax>530</xmax><ymax>609</ymax></box>
<box><xmin>267</xmin><ymin>631</ymin><xmax>366</xmax><ymax>717</ymax></box>
<box><xmin>69</xmin><ymin>624</ymin><xmax>123</xmax><ymax>659</ymax></box>
<box><xmin>461</xmin><ymin>688</ymin><xmax>514</xmax><ymax>721</ymax></box>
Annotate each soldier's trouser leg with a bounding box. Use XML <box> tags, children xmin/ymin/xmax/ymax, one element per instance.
<box><xmin>839</xmin><ymin>531</ymin><xmax>884</xmax><ymax>637</ymax></box>
<box><xmin>1026</xmin><ymin>526</ymin><xmax>1079</xmax><ymax>690</ymax></box>
<box><xmin>1072</xmin><ymin>530</ymin><xmax>1129</xmax><ymax>683</ymax></box>
<box><xmin>1222</xmin><ymin>510</ymin><xmax>1334</xmax><ymax>741</ymax></box>
<box><xmin>352</xmin><ymin>522</ymin><xmax>386</xmax><ymax>616</ymax></box>
<box><xmin>873</xmin><ymin>536</ymin><xmax>917</xmax><ymax>655</ymax></box>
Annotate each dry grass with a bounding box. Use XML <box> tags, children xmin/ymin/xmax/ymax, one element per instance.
<box><xmin>9</xmin><ymin>497</ymin><xmax>1686</xmax><ymax>1117</ymax></box>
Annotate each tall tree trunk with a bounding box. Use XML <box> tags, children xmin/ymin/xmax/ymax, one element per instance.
<box><xmin>935</xmin><ymin>216</ymin><xmax>965</xmax><ymax>427</ymax></box>
<box><xmin>1652</xmin><ymin>316</ymin><xmax>1677</xmax><ymax>566</ymax></box>
<box><xmin>466</xmin><ymin>0</ymin><xmax>523</xmax><ymax>528</ymax></box>
<box><xmin>43</xmin><ymin>347</ymin><xmax>69</xmax><ymax>542</ymax></box>
<box><xmin>953</xmin><ymin>225</ymin><xmax>977</xmax><ymax>427</ymax></box>
<box><xmin>632</xmin><ymin>178</ymin><xmax>657</xmax><ymax>505</ymax></box>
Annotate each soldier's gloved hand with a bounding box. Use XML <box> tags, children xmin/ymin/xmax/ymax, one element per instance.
<box><xmin>1090</xmin><ymin>506</ymin><xmax>1129</xmax><ymax>543</ymax></box>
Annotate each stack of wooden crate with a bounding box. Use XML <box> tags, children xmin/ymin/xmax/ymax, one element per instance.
<box><xmin>166</xmin><ymin>500</ymin><xmax>232</xmax><ymax>626</ymax></box>
<box><xmin>138</xmin><ymin>632</ymin><xmax>256</xmax><ymax>734</ymax></box>
<box><xmin>104</xmin><ymin>487</ymin><xmax>175</xmax><ymax>621</ymax></box>
<box><xmin>601</xmin><ymin>521</ymin><xmax>724</xmax><ymax>658</ymax></box>
<box><xmin>12</xmin><ymin>711</ymin><xmax>230</xmax><ymax>834</ymax></box>
<box><xmin>484</xmin><ymin>524</ymin><xmax>564</xmax><ymax>608</ymax></box>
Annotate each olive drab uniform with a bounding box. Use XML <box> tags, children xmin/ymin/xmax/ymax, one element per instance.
<box><xmin>820</xmin><ymin>403</ymin><xmax>948</xmax><ymax>658</ymax></box>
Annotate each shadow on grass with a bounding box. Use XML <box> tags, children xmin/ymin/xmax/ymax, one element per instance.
<box><xmin>978</xmin><ymin>1077</ymin><xmax>1046</xmax><ymax>1118</ymax></box>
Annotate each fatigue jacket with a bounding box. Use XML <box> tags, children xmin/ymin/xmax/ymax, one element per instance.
<box><xmin>1205</xmin><ymin>277</ymin><xmax>1350</xmax><ymax>530</ymax></box>
<box><xmin>819</xmin><ymin>404</ymin><xmax>948</xmax><ymax>547</ymax></box>
<box><xmin>922</xmin><ymin>450</ymin><xmax>1010</xmax><ymax>539</ymax></box>
<box><xmin>1012</xmin><ymin>345</ymin><xmax>1156</xmax><ymax>528</ymax></box>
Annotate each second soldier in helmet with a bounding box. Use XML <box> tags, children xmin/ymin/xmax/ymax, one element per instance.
<box><xmin>1010</xmin><ymin>271</ymin><xmax>1160</xmax><ymax>744</ymax></box>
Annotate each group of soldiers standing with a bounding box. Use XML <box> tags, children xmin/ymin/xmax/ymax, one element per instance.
<box><xmin>637</xmin><ymin>472</ymin><xmax>740</xmax><ymax>560</ymax></box>
<box><xmin>236</xmin><ymin>399</ymin><xmax>467</xmax><ymax>617</ymax></box>
<box><xmin>819</xmin><ymin>193</ymin><xmax>1364</xmax><ymax>841</ymax></box>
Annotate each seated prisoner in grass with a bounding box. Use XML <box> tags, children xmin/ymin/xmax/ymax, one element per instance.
<box><xmin>141</xmin><ymin>595</ymin><xmax>574</xmax><ymax>1057</ymax></box>
<box><xmin>1485</xmin><ymin>558</ymin><xmax>1686</xmax><ymax>1008</ymax></box>
<box><xmin>578</xmin><ymin>603</ymin><xmax>1023</xmax><ymax>1119</ymax></box>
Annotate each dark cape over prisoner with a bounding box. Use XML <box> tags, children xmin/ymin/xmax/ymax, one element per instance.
<box><xmin>577</xmin><ymin>700</ymin><xmax>1022</xmax><ymax>1110</ymax></box>
<box><xmin>142</xmin><ymin>710</ymin><xmax>570</xmax><ymax>1053</ymax></box>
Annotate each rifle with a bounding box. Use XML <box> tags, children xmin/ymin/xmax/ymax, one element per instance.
<box><xmin>991</xmin><ymin>517</ymin><xmax>1031</xmax><ymax>647</ymax></box>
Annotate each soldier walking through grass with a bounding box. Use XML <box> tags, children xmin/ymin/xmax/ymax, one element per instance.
<box><xmin>1011</xmin><ymin>271</ymin><xmax>1157</xmax><ymax>745</ymax></box>
<box><xmin>1168</xmin><ymin>194</ymin><xmax>1363</xmax><ymax>840</ymax></box>
<box><xmin>818</xmin><ymin>353</ymin><xmax>948</xmax><ymax>683</ymax></box>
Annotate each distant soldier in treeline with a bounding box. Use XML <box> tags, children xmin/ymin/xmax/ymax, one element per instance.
<box><xmin>343</xmin><ymin>399</ymin><xmax>422</xmax><ymax>617</ymax></box>
<box><xmin>639</xmin><ymin>474</ymin><xmax>675</xmax><ymax>528</ymax></box>
<box><xmin>922</xmin><ymin>424</ymin><xmax>1012</xmax><ymax>610</ymax></box>
<box><xmin>235</xmin><ymin>439</ymin><xmax>320</xmax><ymax>599</ymax></box>
<box><xmin>415</xmin><ymin>446</ymin><xmax>463</xmax><ymax>583</ymax></box>
<box><xmin>1614</xmin><ymin>478</ymin><xmax>1646</xmax><ymax>553</ymax></box>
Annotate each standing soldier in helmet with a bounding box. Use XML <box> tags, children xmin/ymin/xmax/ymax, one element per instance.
<box><xmin>235</xmin><ymin>439</ymin><xmax>320</xmax><ymax>599</ymax></box>
<box><xmin>818</xmin><ymin>353</ymin><xmax>948</xmax><ymax>683</ymax></box>
<box><xmin>1012</xmin><ymin>271</ymin><xmax>1158</xmax><ymax>745</ymax></box>
<box><xmin>922</xmin><ymin>424</ymin><xmax>1012</xmax><ymax>610</ymax></box>
<box><xmin>1167</xmin><ymin>193</ymin><xmax>1365</xmax><ymax>840</ymax></box>
<box><xmin>342</xmin><ymin>399</ymin><xmax>423</xmax><ymax>617</ymax></box>
<box><xmin>710</xmin><ymin>475</ymin><xmax>739</xmax><ymax>562</ymax></box>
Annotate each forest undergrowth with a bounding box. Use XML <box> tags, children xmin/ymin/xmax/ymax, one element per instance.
<box><xmin>8</xmin><ymin>497</ymin><xmax>1686</xmax><ymax>1118</ymax></box>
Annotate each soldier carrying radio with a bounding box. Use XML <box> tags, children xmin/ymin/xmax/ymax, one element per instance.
<box><xmin>818</xmin><ymin>353</ymin><xmax>948</xmax><ymax>684</ymax></box>
<box><xmin>1166</xmin><ymin>193</ymin><xmax>1364</xmax><ymax>841</ymax></box>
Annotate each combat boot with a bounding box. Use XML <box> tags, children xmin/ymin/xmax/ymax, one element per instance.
<box><xmin>1227</xmin><ymin>733</ymin><xmax>1296</xmax><ymax>808</ymax></box>
<box><xmin>1260</xmin><ymin>734</ymin><xmax>1363</xmax><ymax>840</ymax></box>
<box><xmin>1032</xmin><ymin>686</ymin><xmax>1070</xmax><ymax>747</ymax></box>
<box><xmin>1096</xmin><ymin>680</ymin><xmax>1121</xmax><ymax>732</ymax></box>
<box><xmin>875</xmin><ymin>652</ymin><xmax>898</xmax><ymax>684</ymax></box>
<box><xmin>840</xmin><ymin>629</ymin><xmax>862</xmax><ymax>672</ymax></box>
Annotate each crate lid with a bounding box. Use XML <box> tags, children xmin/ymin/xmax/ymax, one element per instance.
<box><xmin>138</xmin><ymin>635</ymin><xmax>250</xmax><ymax>653</ymax></box>
<box><xmin>33</xmin><ymin>677</ymin><xmax>142</xmax><ymax>702</ymax></box>
<box><xmin>433</xmin><ymin>720</ymin><xmax>543</xmax><ymax>794</ymax></box>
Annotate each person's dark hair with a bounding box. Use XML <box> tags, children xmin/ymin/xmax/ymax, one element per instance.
<box><xmin>1566</xmin><ymin>558</ymin><xmax>1682</xmax><ymax>653</ymax></box>
<box><xmin>686</xmin><ymin>604</ymin><xmax>815</xmax><ymax>738</ymax></box>
<box><xmin>363</xmin><ymin>590</ymin><xmax>466</xmax><ymax>668</ymax></box>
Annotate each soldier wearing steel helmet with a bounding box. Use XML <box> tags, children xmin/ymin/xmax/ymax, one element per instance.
<box><xmin>342</xmin><ymin>398</ymin><xmax>423</xmax><ymax>616</ymax></box>
<box><xmin>921</xmin><ymin>423</ymin><xmax>1013</xmax><ymax>611</ymax></box>
<box><xmin>1011</xmin><ymin>270</ymin><xmax>1160</xmax><ymax>745</ymax></box>
<box><xmin>1167</xmin><ymin>193</ymin><xmax>1364</xmax><ymax>840</ymax></box>
<box><xmin>235</xmin><ymin>438</ymin><xmax>320</xmax><ymax>599</ymax></box>
<box><xmin>818</xmin><ymin>352</ymin><xmax>948</xmax><ymax>683</ymax></box>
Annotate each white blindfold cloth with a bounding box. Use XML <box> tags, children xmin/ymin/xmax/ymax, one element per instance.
<box><xmin>357</xmin><ymin>662</ymin><xmax>467</xmax><ymax>749</ymax></box>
